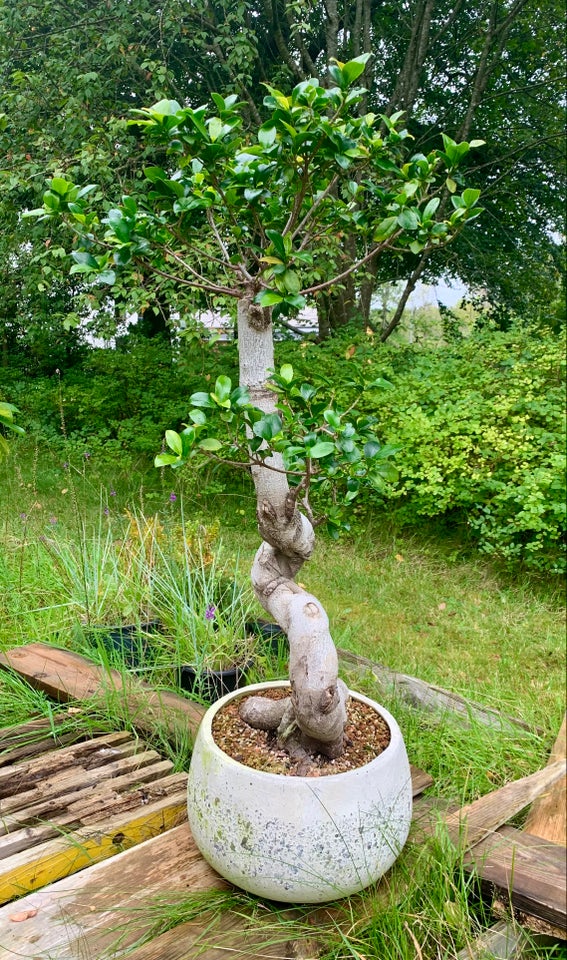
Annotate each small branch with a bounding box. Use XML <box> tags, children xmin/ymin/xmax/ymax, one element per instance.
<box><xmin>301</xmin><ymin>235</ymin><xmax>402</xmax><ymax>295</ymax></box>
<box><xmin>206</xmin><ymin>208</ymin><xmax>232</xmax><ymax>264</ymax></box>
<box><xmin>162</xmin><ymin>246</ymin><xmax>242</xmax><ymax>295</ymax></box>
<box><xmin>149</xmin><ymin>264</ymin><xmax>239</xmax><ymax>298</ymax></box>
<box><xmin>291</xmin><ymin>175</ymin><xmax>340</xmax><ymax>242</ymax></box>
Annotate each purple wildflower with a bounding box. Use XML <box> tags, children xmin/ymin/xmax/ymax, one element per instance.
<box><xmin>49</xmin><ymin>516</ymin><xmax>57</xmax><ymax>525</ymax></box>
<box><xmin>20</xmin><ymin>512</ymin><xmax>28</xmax><ymax>521</ymax></box>
<box><xmin>62</xmin><ymin>462</ymin><xmax>69</xmax><ymax>471</ymax></box>
<box><xmin>84</xmin><ymin>451</ymin><xmax>91</xmax><ymax>460</ymax></box>
<box><xmin>169</xmin><ymin>492</ymin><xmax>177</xmax><ymax>502</ymax></box>
<box><xmin>104</xmin><ymin>507</ymin><xmax>110</xmax><ymax>516</ymax></box>
<box><xmin>205</xmin><ymin>605</ymin><xmax>216</xmax><ymax>621</ymax></box>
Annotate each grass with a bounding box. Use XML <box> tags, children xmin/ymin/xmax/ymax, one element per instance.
<box><xmin>0</xmin><ymin>441</ymin><xmax>565</xmax><ymax>959</ymax></box>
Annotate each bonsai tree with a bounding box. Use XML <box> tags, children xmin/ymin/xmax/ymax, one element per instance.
<box><xmin>28</xmin><ymin>56</ymin><xmax>482</xmax><ymax>760</ymax></box>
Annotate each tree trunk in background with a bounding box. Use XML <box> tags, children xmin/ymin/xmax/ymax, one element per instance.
<box><xmin>236</xmin><ymin>292</ymin><xmax>348</xmax><ymax>757</ymax></box>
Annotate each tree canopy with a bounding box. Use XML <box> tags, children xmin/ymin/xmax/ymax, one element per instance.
<box><xmin>1</xmin><ymin>0</ymin><xmax>564</xmax><ymax>348</ymax></box>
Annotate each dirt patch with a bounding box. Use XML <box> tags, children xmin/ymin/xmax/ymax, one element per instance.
<box><xmin>212</xmin><ymin>687</ymin><xmax>391</xmax><ymax>777</ymax></box>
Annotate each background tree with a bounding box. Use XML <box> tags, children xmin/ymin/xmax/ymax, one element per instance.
<box><xmin>2</xmin><ymin>0</ymin><xmax>564</xmax><ymax>348</ymax></box>
<box><xmin>30</xmin><ymin>62</ymin><xmax>482</xmax><ymax>756</ymax></box>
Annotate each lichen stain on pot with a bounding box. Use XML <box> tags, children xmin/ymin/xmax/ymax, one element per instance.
<box><xmin>187</xmin><ymin>681</ymin><xmax>413</xmax><ymax>904</ymax></box>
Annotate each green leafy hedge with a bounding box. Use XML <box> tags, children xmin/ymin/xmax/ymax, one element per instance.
<box><xmin>2</xmin><ymin>328</ymin><xmax>564</xmax><ymax>572</ymax></box>
<box><xmin>278</xmin><ymin>329</ymin><xmax>566</xmax><ymax>572</ymax></box>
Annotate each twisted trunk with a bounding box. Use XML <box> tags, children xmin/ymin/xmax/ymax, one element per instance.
<box><xmin>236</xmin><ymin>292</ymin><xmax>348</xmax><ymax>759</ymax></box>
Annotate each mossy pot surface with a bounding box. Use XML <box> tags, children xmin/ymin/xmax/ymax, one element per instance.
<box><xmin>187</xmin><ymin>681</ymin><xmax>413</xmax><ymax>903</ymax></box>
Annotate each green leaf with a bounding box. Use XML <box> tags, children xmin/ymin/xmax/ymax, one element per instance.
<box><xmin>341</xmin><ymin>53</ymin><xmax>371</xmax><ymax>85</ymax></box>
<box><xmin>253</xmin><ymin>413</ymin><xmax>282</xmax><ymax>441</ymax></box>
<box><xmin>363</xmin><ymin>440</ymin><xmax>381</xmax><ymax>458</ymax></box>
<box><xmin>281</xmin><ymin>269</ymin><xmax>301</xmax><ymax>294</ymax></box>
<box><xmin>50</xmin><ymin>177</ymin><xmax>73</xmax><ymax>196</ymax></box>
<box><xmin>265</xmin><ymin>229</ymin><xmax>287</xmax><ymax>261</ymax></box>
<box><xmin>199</xmin><ymin>437</ymin><xmax>222</xmax><ymax>452</ymax></box>
<box><xmin>323</xmin><ymin>409</ymin><xmax>341</xmax><ymax>429</ymax></box>
<box><xmin>148</xmin><ymin>99</ymin><xmax>182</xmax><ymax>117</ymax></box>
<box><xmin>280</xmin><ymin>364</ymin><xmax>293</xmax><ymax>383</ymax></box>
<box><xmin>96</xmin><ymin>269</ymin><xmax>116</xmax><ymax>285</ymax></box>
<box><xmin>190</xmin><ymin>391</ymin><xmax>214</xmax><ymax>408</ymax></box>
<box><xmin>422</xmin><ymin>197</ymin><xmax>440</xmax><ymax>220</ymax></box>
<box><xmin>256</xmin><ymin>290</ymin><xmax>283</xmax><ymax>307</ymax></box>
<box><xmin>189</xmin><ymin>409</ymin><xmax>207</xmax><ymax>425</ymax></box>
<box><xmin>462</xmin><ymin>188</ymin><xmax>481</xmax><ymax>207</ymax></box>
<box><xmin>207</xmin><ymin>116</ymin><xmax>224</xmax><ymax>142</ymax></box>
<box><xmin>374</xmin><ymin>217</ymin><xmax>397</xmax><ymax>241</ymax></box>
<box><xmin>214</xmin><ymin>375</ymin><xmax>232</xmax><ymax>403</ymax></box>
<box><xmin>397</xmin><ymin>209</ymin><xmax>419</xmax><ymax>230</ymax></box>
<box><xmin>154</xmin><ymin>453</ymin><xmax>181</xmax><ymax>467</ymax></box>
<box><xmin>71</xmin><ymin>251</ymin><xmax>98</xmax><ymax>269</ymax></box>
<box><xmin>309</xmin><ymin>441</ymin><xmax>335</xmax><ymax>459</ymax></box>
<box><xmin>258</xmin><ymin>124</ymin><xmax>277</xmax><ymax>147</ymax></box>
<box><xmin>165</xmin><ymin>430</ymin><xmax>183</xmax><ymax>455</ymax></box>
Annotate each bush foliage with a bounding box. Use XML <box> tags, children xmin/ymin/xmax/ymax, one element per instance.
<box><xmin>1</xmin><ymin>327</ymin><xmax>564</xmax><ymax>572</ymax></box>
<box><xmin>278</xmin><ymin>328</ymin><xmax>566</xmax><ymax>572</ymax></box>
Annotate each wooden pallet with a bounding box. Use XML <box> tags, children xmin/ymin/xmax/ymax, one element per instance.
<box><xmin>0</xmin><ymin>726</ymin><xmax>188</xmax><ymax>905</ymax></box>
<box><xmin>0</xmin><ymin>644</ymin><xmax>565</xmax><ymax>959</ymax></box>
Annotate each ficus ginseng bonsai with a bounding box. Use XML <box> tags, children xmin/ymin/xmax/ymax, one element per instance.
<box><xmin>28</xmin><ymin>55</ymin><xmax>483</xmax><ymax>761</ymax></box>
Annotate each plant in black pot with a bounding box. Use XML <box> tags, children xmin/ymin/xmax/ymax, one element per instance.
<box><xmin>40</xmin><ymin>516</ymin><xmax>162</xmax><ymax>667</ymax></box>
<box><xmin>150</xmin><ymin>544</ymin><xmax>258</xmax><ymax>702</ymax></box>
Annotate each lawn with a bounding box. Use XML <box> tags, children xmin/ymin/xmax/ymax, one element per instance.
<box><xmin>0</xmin><ymin>442</ymin><xmax>565</xmax><ymax>958</ymax></box>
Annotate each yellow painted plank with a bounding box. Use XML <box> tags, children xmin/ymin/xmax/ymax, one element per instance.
<box><xmin>0</xmin><ymin>791</ymin><xmax>187</xmax><ymax>904</ymax></box>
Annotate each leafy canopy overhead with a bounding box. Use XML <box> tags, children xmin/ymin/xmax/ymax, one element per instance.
<box><xmin>29</xmin><ymin>56</ymin><xmax>483</xmax><ymax>321</ymax></box>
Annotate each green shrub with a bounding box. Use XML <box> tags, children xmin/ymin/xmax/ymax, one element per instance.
<box><xmin>277</xmin><ymin>328</ymin><xmax>566</xmax><ymax>572</ymax></box>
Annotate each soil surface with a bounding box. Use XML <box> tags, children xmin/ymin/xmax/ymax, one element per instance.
<box><xmin>212</xmin><ymin>687</ymin><xmax>391</xmax><ymax>777</ymax></box>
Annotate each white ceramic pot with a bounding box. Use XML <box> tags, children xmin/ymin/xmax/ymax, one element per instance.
<box><xmin>187</xmin><ymin>681</ymin><xmax>413</xmax><ymax>903</ymax></box>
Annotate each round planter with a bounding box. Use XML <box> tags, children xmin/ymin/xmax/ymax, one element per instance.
<box><xmin>187</xmin><ymin>681</ymin><xmax>413</xmax><ymax>903</ymax></box>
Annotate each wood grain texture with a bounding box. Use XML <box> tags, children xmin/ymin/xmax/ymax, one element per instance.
<box><xmin>338</xmin><ymin>649</ymin><xmax>540</xmax><ymax>734</ymax></box>
<box><xmin>0</xmin><ymin>823</ymin><xmax>226</xmax><ymax>960</ymax></box>
<box><xmin>444</xmin><ymin>760</ymin><xmax>566</xmax><ymax>848</ymax></box>
<box><xmin>524</xmin><ymin>713</ymin><xmax>566</xmax><ymax>845</ymax></box>
<box><xmin>0</xmin><ymin>644</ymin><xmax>205</xmax><ymax>742</ymax></box>
<box><xmin>464</xmin><ymin>825</ymin><xmax>566</xmax><ymax>931</ymax></box>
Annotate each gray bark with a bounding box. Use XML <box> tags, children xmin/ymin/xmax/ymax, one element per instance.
<box><xmin>237</xmin><ymin>292</ymin><xmax>348</xmax><ymax>757</ymax></box>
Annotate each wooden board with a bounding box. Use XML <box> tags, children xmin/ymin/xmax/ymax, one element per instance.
<box><xmin>0</xmin><ymin>823</ymin><xmax>226</xmax><ymax>960</ymax></box>
<box><xmin>443</xmin><ymin>760</ymin><xmax>566</xmax><ymax>849</ymax></box>
<box><xmin>0</xmin><ymin>729</ymin><xmax>188</xmax><ymax>904</ymax></box>
<box><xmin>0</xmin><ymin>644</ymin><xmax>205</xmax><ymax>742</ymax></box>
<box><xmin>0</xmin><ymin>768</ymin><xmax>433</xmax><ymax>960</ymax></box>
<box><xmin>524</xmin><ymin>713</ymin><xmax>566</xmax><ymax>844</ymax></box>
<box><xmin>338</xmin><ymin>649</ymin><xmax>540</xmax><ymax>734</ymax></box>
<box><xmin>464</xmin><ymin>825</ymin><xmax>566</xmax><ymax>933</ymax></box>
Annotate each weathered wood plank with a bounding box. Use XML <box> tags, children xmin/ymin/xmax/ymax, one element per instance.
<box><xmin>0</xmin><ymin>714</ymin><xmax>88</xmax><ymax>767</ymax></box>
<box><xmin>0</xmin><ymin>788</ymin><xmax>188</xmax><ymax>905</ymax></box>
<box><xmin>0</xmin><ymin>823</ymin><xmax>226</xmax><ymax>960</ymax></box>
<box><xmin>0</xmin><ymin>758</ymin><xmax>174</xmax><ymax>829</ymax></box>
<box><xmin>0</xmin><ymin>644</ymin><xmax>205</xmax><ymax>742</ymax></box>
<box><xmin>524</xmin><ymin>713</ymin><xmax>566</xmax><ymax>845</ymax></box>
<box><xmin>0</xmin><ymin>751</ymin><xmax>171</xmax><ymax>820</ymax></box>
<box><xmin>0</xmin><ymin>770</ymin><xmax>187</xmax><ymax>858</ymax></box>
<box><xmin>444</xmin><ymin>760</ymin><xmax>566</xmax><ymax>848</ymax></box>
<box><xmin>464</xmin><ymin>825</ymin><xmax>566</xmax><ymax>932</ymax></box>
<box><xmin>0</xmin><ymin>730</ymin><xmax>135</xmax><ymax>795</ymax></box>
<box><xmin>338</xmin><ymin>649</ymin><xmax>540</xmax><ymax>734</ymax></box>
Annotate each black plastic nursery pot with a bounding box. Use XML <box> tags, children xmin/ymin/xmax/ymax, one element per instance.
<box><xmin>245</xmin><ymin>619</ymin><xmax>287</xmax><ymax>656</ymax></box>
<box><xmin>177</xmin><ymin>662</ymin><xmax>253</xmax><ymax>703</ymax></box>
<box><xmin>88</xmin><ymin>621</ymin><xmax>163</xmax><ymax>668</ymax></box>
